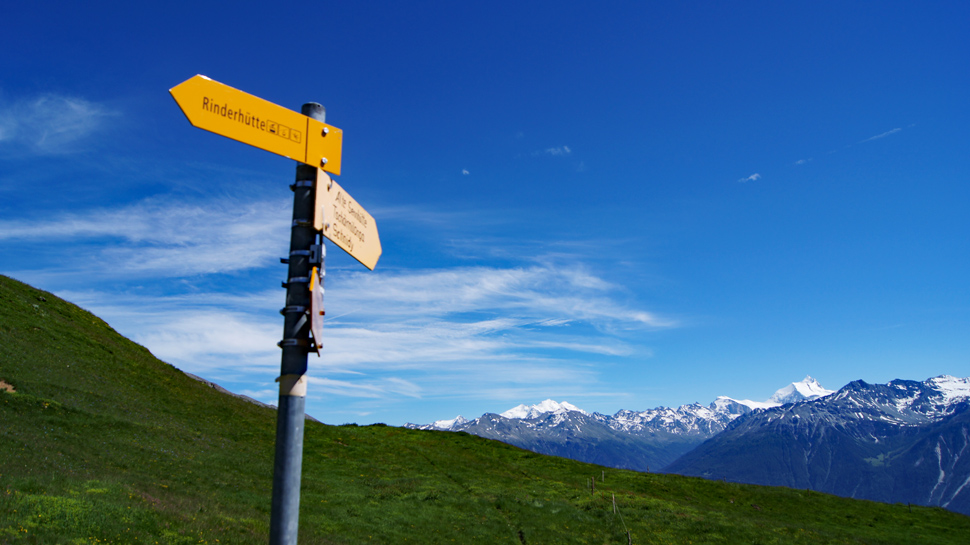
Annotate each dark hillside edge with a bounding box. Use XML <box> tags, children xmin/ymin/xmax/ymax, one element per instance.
<box><xmin>1</xmin><ymin>274</ymin><xmax>968</xmax><ymax>543</ymax></box>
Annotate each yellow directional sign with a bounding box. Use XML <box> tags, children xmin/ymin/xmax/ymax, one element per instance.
<box><xmin>170</xmin><ymin>75</ymin><xmax>342</xmax><ymax>175</ymax></box>
<box><xmin>314</xmin><ymin>169</ymin><xmax>381</xmax><ymax>270</ymax></box>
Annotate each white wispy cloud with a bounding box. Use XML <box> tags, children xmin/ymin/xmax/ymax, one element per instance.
<box><xmin>791</xmin><ymin>125</ymin><xmax>906</xmax><ymax>166</ymax></box>
<box><xmin>0</xmin><ymin>196</ymin><xmax>290</xmax><ymax>276</ymax></box>
<box><xmin>860</xmin><ymin>127</ymin><xmax>902</xmax><ymax>143</ymax></box>
<box><xmin>46</xmin><ymin>262</ymin><xmax>668</xmax><ymax>406</ymax></box>
<box><xmin>0</xmin><ymin>93</ymin><xmax>117</xmax><ymax>155</ymax></box>
<box><xmin>4</xmin><ymin>195</ymin><xmax>671</xmax><ymax>412</ymax></box>
<box><xmin>332</xmin><ymin>266</ymin><xmax>672</xmax><ymax>329</ymax></box>
<box><xmin>738</xmin><ymin>173</ymin><xmax>761</xmax><ymax>183</ymax></box>
<box><xmin>308</xmin><ymin>377</ymin><xmax>423</xmax><ymax>399</ymax></box>
<box><xmin>537</xmin><ymin>145</ymin><xmax>572</xmax><ymax>156</ymax></box>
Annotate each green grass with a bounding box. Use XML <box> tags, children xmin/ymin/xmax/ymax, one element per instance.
<box><xmin>1</xmin><ymin>273</ymin><xmax>968</xmax><ymax>544</ymax></box>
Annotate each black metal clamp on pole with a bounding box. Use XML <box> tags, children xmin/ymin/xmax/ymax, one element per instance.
<box><xmin>269</xmin><ymin>102</ymin><xmax>324</xmax><ymax>545</ymax></box>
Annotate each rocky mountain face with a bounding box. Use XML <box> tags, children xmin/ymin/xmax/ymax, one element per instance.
<box><xmin>442</xmin><ymin>407</ymin><xmax>709</xmax><ymax>472</ymax></box>
<box><xmin>406</xmin><ymin>377</ymin><xmax>833</xmax><ymax>473</ymax></box>
<box><xmin>666</xmin><ymin>376</ymin><xmax>970</xmax><ymax>516</ymax></box>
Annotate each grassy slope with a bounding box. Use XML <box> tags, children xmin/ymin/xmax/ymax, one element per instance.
<box><xmin>1</xmin><ymin>274</ymin><xmax>968</xmax><ymax>544</ymax></box>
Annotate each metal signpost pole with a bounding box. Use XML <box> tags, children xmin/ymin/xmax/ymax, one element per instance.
<box><xmin>269</xmin><ymin>102</ymin><xmax>325</xmax><ymax>545</ymax></box>
<box><xmin>170</xmin><ymin>78</ymin><xmax>376</xmax><ymax>543</ymax></box>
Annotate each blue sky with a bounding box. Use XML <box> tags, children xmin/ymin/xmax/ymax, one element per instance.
<box><xmin>1</xmin><ymin>2</ymin><xmax>967</xmax><ymax>426</ymax></box>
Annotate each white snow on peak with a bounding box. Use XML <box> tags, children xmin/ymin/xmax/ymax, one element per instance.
<box><xmin>768</xmin><ymin>376</ymin><xmax>834</xmax><ymax>405</ymax></box>
<box><xmin>499</xmin><ymin>404</ymin><xmax>532</xmax><ymax>419</ymax></box>
<box><xmin>709</xmin><ymin>377</ymin><xmax>833</xmax><ymax>413</ymax></box>
<box><xmin>927</xmin><ymin>375</ymin><xmax>970</xmax><ymax>404</ymax></box>
<box><xmin>500</xmin><ymin>399</ymin><xmax>588</xmax><ymax>419</ymax></box>
<box><xmin>430</xmin><ymin>415</ymin><xmax>469</xmax><ymax>430</ymax></box>
<box><xmin>496</xmin><ymin>379</ymin><xmax>833</xmax><ymax>425</ymax></box>
<box><xmin>713</xmin><ymin>396</ymin><xmax>778</xmax><ymax>411</ymax></box>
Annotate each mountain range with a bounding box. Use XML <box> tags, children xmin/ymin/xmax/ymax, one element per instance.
<box><xmin>668</xmin><ymin>375</ymin><xmax>970</xmax><ymax>516</ymax></box>
<box><xmin>407</xmin><ymin>376</ymin><xmax>834</xmax><ymax>472</ymax></box>
<box><xmin>407</xmin><ymin>375</ymin><xmax>970</xmax><ymax>515</ymax></box>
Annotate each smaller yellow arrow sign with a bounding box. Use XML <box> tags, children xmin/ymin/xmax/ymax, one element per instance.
<box><xmin>314</xmin><ymin>170</ymin><xmax>381</xmax><ymax>270</ymax></box>
<box><xmin>170</xmin><ymin>75</ymin><xmax>342</xmax><ymax>175</ymax></box>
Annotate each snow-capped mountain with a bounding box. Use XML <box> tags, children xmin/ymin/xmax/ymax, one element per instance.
<box><xmin>412</xmin><ymin>376</ymin><xmax>833</xmax><ymax>435</ymax></box>
<box><xmin>767</xmin><ymin>375</ymin><xmax>834</xmax><ymax>404</ymax></box>
<box><xmin>425</xmin><ymin>415</ymin><xmax>470</xmax><ymax>431</ymax></box>
<box><xmin>667</xmin><ymin>375</ymin><xmax>970</xmax><ymax>516</ymax></box>
<box><xmin>406</xmin><ymin>376</ymin><xmax>836</xmax><ymax>472</ymax></box>
<box><xmin>500</xmin><ymin>400</ymin><xmax>588</xmax><ymax>420</ymax></box>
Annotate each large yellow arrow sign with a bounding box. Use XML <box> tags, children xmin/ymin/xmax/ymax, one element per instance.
<box><xmin>314</xmin><ymin>169</ymin><xmax>381</xmax><ymax>270</ymax></box>
<box><xmin>170</xmin><ymin>75</ymin><xmax>342</xmax><ymax>175</ymax></box>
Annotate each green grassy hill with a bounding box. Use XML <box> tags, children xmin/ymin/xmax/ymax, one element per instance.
<box><xmin>1</xmin><ymin>274</ymin><xmax>968</xmax><ymax>544</ymax></box>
